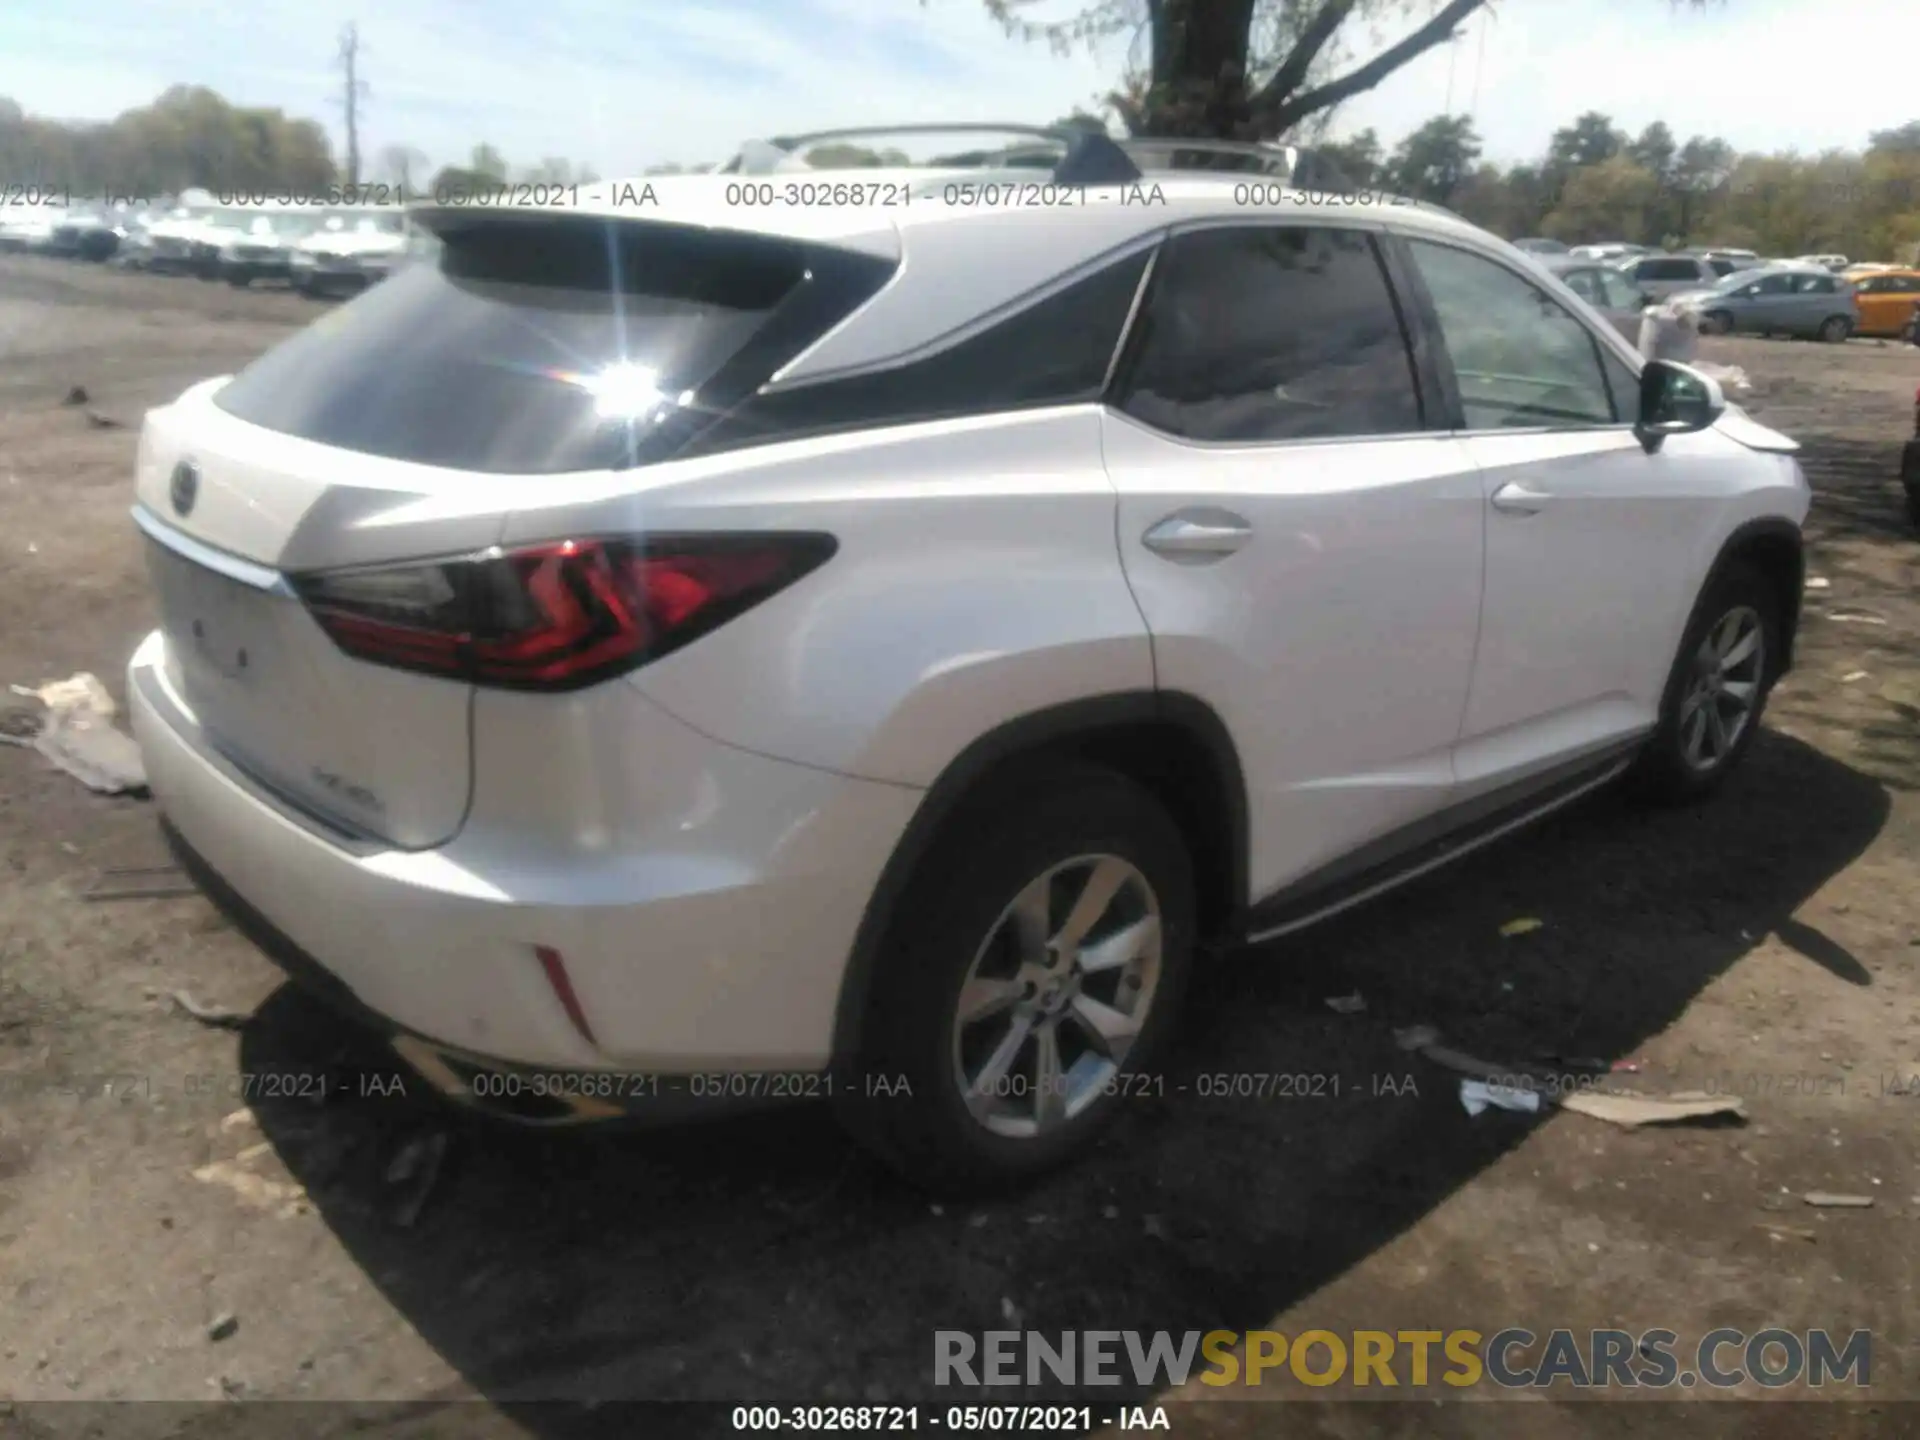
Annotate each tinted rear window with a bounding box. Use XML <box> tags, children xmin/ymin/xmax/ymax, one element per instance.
<box><xmin>1639</xmin><ymin>258</ymin><xmax>1701</xmax><ymax>280</ymax></box>
<box><xmin>214</xmin><ymin>217</ymin><xmax>895</xmax><ymax>473</ymax></box>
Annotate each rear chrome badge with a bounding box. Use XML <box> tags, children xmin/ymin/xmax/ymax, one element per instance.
<box><xmin>169</xmin><ymin>460</ymin><xmax>200</xmax><ymax>517</ymax></box>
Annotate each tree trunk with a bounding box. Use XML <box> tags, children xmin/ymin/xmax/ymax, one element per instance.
<box><xmin>1134</xmin><ymin>0</ymin><xmax>1259</xmax><ymax>138</ymax></box>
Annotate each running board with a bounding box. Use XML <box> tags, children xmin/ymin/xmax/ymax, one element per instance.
<box><xmin>1238</xmin><ymin>754</ymin><xmax>1635</xmax><ymax>947</ymax></box>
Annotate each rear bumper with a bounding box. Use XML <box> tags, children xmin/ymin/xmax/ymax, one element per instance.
<box><xmin>128</xmin><ymin>628</ymin><xmax>922</xmax><ymax>1087</ymax></box>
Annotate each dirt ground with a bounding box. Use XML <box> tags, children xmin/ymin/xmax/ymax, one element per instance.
<box><xmin>0</xmin><ymin>253</ymin><xmax>1917</xmax><ymax>1438</ymax></box>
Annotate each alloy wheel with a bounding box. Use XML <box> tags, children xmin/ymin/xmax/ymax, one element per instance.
<box><xmin>950</xmin><ymin>854</ymin><xmax>1162</xmax><ymax>1139</ymax></box>
<box><xmin>1678</xmin><ymin>604</ymin><xmax>1765</xmax><ymax>773</ymax></box>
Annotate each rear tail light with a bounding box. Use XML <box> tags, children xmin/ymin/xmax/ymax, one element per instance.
<box><xmin>292</xmin><ymin>533</ymin><xmax>834</xmax><ymax>690</ymax></box>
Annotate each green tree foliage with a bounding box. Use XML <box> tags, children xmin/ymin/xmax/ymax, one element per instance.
<box><xmin>0</xmin><ymin>85</ymin><xmax>334</xmax><ymax>196</ymax></box>
<box><xmin>1317</xmin><ymin>125</ymin><xmax>1382</xmax><ymax>186</ymax></box>
<box><xmin>1384</xmin><ymin>114</ymin><xmax>1480</xmax><ymax>203</ymax></box>
<box><xmin>1375</xmin><ymin>109</ymin><xmax>1920</xmax><ymax>260</ymax></box>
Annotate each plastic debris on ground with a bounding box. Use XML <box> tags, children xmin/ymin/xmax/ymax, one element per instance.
<box><xmin>1399</xmin><ymin>1024</ymin><xmax>1742</xmax><ymax>1128</ymax></box>
<box><xmin>4</xmin><ymin>672</ymin><xmax>147</xmax><ymax>793</ymax></box>
<box><xmin>1802</xmin><ymin>1191</ymin><xmax>1874</xmax><ymax>1209</ymax></box>
<box><xmin>1499</xmin><ymin>916</ymin><xmax>1544</xmax><ymax>938</ymax></box>
<box><xmin>1324</xmin><ymin>991</ymin><xmax>1367</xmax><ymax>1015</ymax></box>
<box><xmin>385</xmin><ymin>1131</ymin><xmax>451</xmax><ymax>1229</ymax></box>
<box><xmin>1459</xmin><ymin>1079</ymin><xmax>1542</xmax><ymax>1116</ymax></box>
<box><xmin>169</xmin><ymin>989</ymin><xmax>253</xmax><ymax>1031</ymax></box>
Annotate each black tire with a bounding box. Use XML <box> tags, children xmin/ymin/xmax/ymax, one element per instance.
<box><xmin>1905</xmin><ymin>489</ymin><xmax>1920</xmax><ymax>532</ymax></box>
<box><xmin>1629</xmin><ymin>559</ymin><xmax>1780</xmax><ymax>805</ymax></box>
<box><xmin>225</xmin><ymin>272</ymin><xmax>251</xmax><ymax>288</ymax></box>
<box><xmin>1702</xmin><ymin>310</ymin><xmax>1734</xmax><ymax>336</ymax></box>
<box><xmin>1819</xmin><ymin>315</ymin><xmax>1852</xmax><ymax>343</ymax></box>
<box><xmin>838</xmin><ymin>762</ymin><xmax>1195</xmax><ymax>1194</ymax></box>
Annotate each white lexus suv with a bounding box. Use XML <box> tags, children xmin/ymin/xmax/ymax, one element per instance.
<box><xmin>126</xmin><ymin>127</ymin><xmax>1809</xmax><ymax>1192</ymax></box>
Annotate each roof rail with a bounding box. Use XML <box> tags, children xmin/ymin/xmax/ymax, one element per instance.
<box><xmin>719</xmin><ymin>123</ymin><xmax>1070</xmax><ymax>175</ymax></box>
<box><xmin>717</xmin><ymin>123</ymin><xmax>1358</xmax><ymax>191</ymax></box>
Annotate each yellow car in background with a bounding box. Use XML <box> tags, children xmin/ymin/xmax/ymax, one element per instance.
<box><xmin>1846</xmin><ymin>268</ymin><xmax>1920</xmax><ymax>337</ymax></box>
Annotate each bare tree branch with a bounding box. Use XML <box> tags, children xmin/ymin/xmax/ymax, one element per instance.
<box><xmin>1249</xmin><ymin>0</ymin><xmax>1359</xmax><ymax>117</ymax></box>
<box><xmin>1260</xmin><ymin>0</ymin><xmax>1487</xmax><ymax>134</ymax></box>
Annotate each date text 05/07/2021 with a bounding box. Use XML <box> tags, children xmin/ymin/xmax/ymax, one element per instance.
<box><xmin>0</xmin><ymin>1067</ymin><xmax>1441</xmax><ymax>1107</ymax></box>
<box><xmin>729</xmin><ymin>1404</ymin><xmax>1172</xmax><ymax>1432</ymax></box>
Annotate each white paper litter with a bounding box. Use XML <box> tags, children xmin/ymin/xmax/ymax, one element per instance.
<box><xmin>19</xmin><ymin>671</ymin><xmax>147</xmax><ymax>793</ymax></box>
<box><xmin>1560</xmin><ymin>1089</ymin><xmax>1745</xmax><ymax>1128</ymax></box>
<box><xmin>1690</xmin><ymin>361</ymin><xmax>1752</xmax><ymax>393</ymax></box>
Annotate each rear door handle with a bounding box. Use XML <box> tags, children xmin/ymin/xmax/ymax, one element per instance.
<box><xmin>1489</xmin><ymin>481</ymin><xmax>1552</xmax><ymax>515</ymax></box>
<box><xmin>1142</xmin><ymin>509</ymin><xmax>1253</xmax><ymax>561</ymax></box>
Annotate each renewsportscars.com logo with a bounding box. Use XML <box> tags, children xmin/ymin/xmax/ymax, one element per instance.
<box><xmin>934</xmin><ymin>1328</ymin><xmax>1871</xmax><ymax>1390</ymax></box>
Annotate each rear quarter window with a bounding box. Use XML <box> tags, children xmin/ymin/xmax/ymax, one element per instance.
<box><xmin>684</xmin><ymin>246</ymin><xmax>1152</xmax><ymax>455</ymax></box>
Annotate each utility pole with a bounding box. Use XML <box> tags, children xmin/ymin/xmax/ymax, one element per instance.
<box><xmin>337</xmin><ymin>24</ymin><xmax>369</xmax><ymax>188</ymax></box>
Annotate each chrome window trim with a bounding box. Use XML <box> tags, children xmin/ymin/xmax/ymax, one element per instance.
<box><xmin>132</xmin><ymin>504</ymin><xmax>295</xmax><ymax>597</ymax></box>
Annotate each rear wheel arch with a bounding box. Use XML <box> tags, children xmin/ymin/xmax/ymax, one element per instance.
<box><xmin>828</xmin><ymin>691</ymin><xmax>1247</xmax><ymax>1073</ymax></box>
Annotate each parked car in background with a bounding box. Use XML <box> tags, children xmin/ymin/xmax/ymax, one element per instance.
<box><xmin>0</xmin><ymin>204</ymin><xmax>66</xmax><ymax>253</ymax></box>
<box><xmin>125</xmin><ymin>130</ymin><xmax>1810</xmax><ymax>1190</ymax></box>
<box><xmin>1617</xmin><ymin>253</ymin><xmax>1719</xmax><ymax>301</ymax></box>
<box><xmin>188</xmin><ymin>206</ymin><xmax>286</xmax><ymax>280</ymax></box>
<box><xmin>46</xmin><ymin>209</ymin><xmax>123</xmax><ymax>262</ymax></box>
<box><xmin>1571</xmin><ymin>242</ymin><xmax>1648</xmax><ymax>261</ymax></box>
<box><xmin>1513</xmin><ymin>237</ymin><xmax>1568</xmax><ymax>255</ymax></box>
<box><xmin>141</xmin><ymin>201</ymin><xmax>222</xmax><ymax>274</ymax></box>
<box><xmin>287</xmin><ymin>208</ymin><xmax>409</xmax><ymax>296</ymax></box>
<box><xmin>1793</xmin><ymin>253</ymin><xmax>1849</xmax><ymax>272</ymax></box>
<box><xmin>218</xmin><ymin>208</ymin><xmax>332</xmax><ymax>287</ymax></box>
<box><xmin>1673</xmin><ymin>265</ymin><xmax>1859</xmax><ymax>340</ymax></box>
<box><xmin>1846</xmin><ymin>269</ymin><xmax>1920</xmax><ymax>337</ymax></box>
<box><xmin>114</xmin><ymin>209</ymin><xmax>158</xmax><ymax>269</ymax></box>
<box><xmin>1540</xmin><ymin>254</ymin><xmax>1650</xmax><ymax>339</ymax></box>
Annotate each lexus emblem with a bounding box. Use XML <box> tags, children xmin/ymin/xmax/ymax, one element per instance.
<box><xmin>169</xmin><ymin>460</ymin><xmax>199</xmax><ymax>517</ymax></box>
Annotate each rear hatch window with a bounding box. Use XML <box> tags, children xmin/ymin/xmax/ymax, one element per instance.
<box><xmin>214</xmin><ymin>215</ymin><xmax>897</xmax><ymax>473</ymax></box>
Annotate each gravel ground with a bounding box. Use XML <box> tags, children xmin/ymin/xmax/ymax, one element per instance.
<box><xmin>0</xmin><ymin>253</ymin><xmax>1917</xmax><ymax>1438</ymax></box>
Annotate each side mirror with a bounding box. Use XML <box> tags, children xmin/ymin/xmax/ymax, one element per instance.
<box><xmin>1636</xmin><ymin>359</ymin><xmax>1726</xmax><ymax>454</ymax></box>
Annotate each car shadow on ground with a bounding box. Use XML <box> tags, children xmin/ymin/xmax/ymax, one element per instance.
<box><xmin>234</xmin><ymin>730</ymin><xmax>1887</xmax><ymax>1427</ymax></box>
<box><xmin>1797</xmin><ymin>432</ymin><xmax>1914</xmax><ymax>547</ymax></box>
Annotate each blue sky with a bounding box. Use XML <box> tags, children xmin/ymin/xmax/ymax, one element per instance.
<box><xmin>4</xmin><ymin>0</ymin><xmax>1918</xmax><ymax>177</ymax></box>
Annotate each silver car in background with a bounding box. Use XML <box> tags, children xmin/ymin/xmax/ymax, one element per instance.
<box><xmin>1538</xmin><ymin>254</ymin><xmax>1651</xmax><ymax>340</ymax></box>
<box><xmin>1618</xmin><ymin>253</ymin><xmax>1720</xmax><ymax>301</ymax></box>
<box><xmin>1672</xmin><ymin>265</ymin><xmax>1860</xmax><ymax>340</ymax></box>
